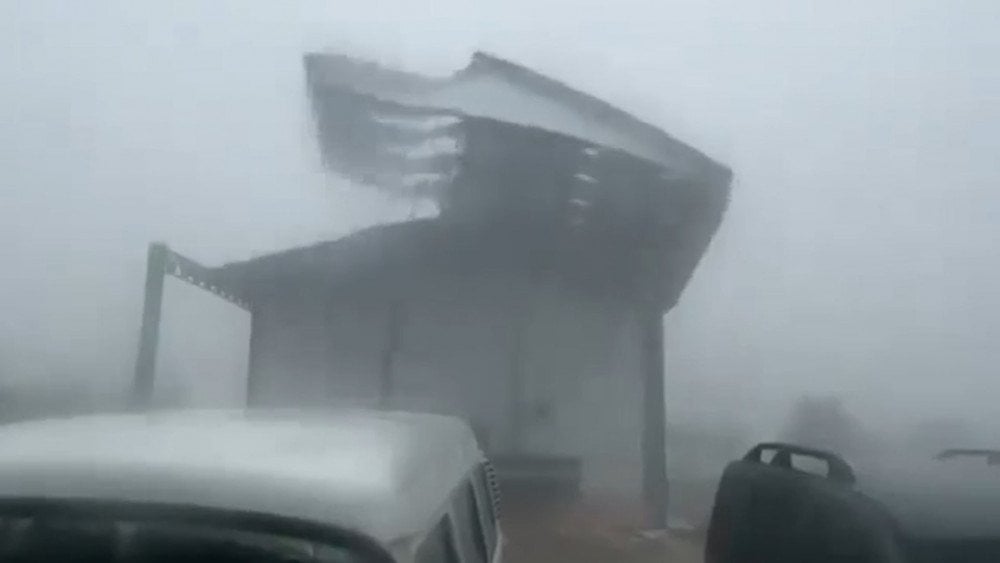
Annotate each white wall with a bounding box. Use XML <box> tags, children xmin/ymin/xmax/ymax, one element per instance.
<box><xmin>389</xmin><ymin>272</ymin><xmax>516</xmax><ymax>452</ymax></box>
<box><xmin>250</xmin><ymin>269</ymin><xmax>645</xmax><ymax>501</ymax></box>
<box><xmin>155</xmin><ymin>277</ymin><xmax>251</xmax><ymax>408</ymax></box>
<box><xmin>518</xmin><ymin>280</ymin><xmax>644</xmax><ymax>499</ymax></box>
<box><xmin>250</xmin><ymin>290</ymin><xmax>382</xmax><ymax>407</ymax></box>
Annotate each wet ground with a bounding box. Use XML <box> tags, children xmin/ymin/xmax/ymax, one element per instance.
<box><xmin>506</xmin><ymin>534</ymin><xmax>703</xmax><ymax>563</ymax></box>
<box><xmin>502</xmin><ymin>498</ymin><xmax>705</xmax><ymax>563</ymax></box>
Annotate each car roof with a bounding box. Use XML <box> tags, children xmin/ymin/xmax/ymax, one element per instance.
<box><xmin>856</xmin><ymin>456</ymin><xmax>1000</xmax><ymax>539</ymax></box>
<box><xmin>0</xmin><ymin>409</ymin><xmax>483</xmax><ymax>543</ymax></box>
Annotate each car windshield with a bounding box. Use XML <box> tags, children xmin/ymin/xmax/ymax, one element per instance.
<box><xmin>0</xmin><ymin>513</ymin><xmax>379</xmax><ymax>563</ymax></box>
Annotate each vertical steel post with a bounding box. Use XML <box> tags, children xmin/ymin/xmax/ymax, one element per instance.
<box><xmin>131</xmin><ymin>243</ymin><xmax>168</xmax><ymax>408</ymax></box>
<box><xmin>245</xmin><ymin>310</ymin><xmax>262</xmax><ymax>407</ymax></box>
<box><xmin>507</xmin><ymin>298</ymin><xmax>529</xmax><ymax>453</ymax></box>
<box><xmin>378</xmin><ymin>301</ymin><xmax>404</xmax><ymax>407</ymax></box>
<box><xmin>641</xmin><ymin>308</ymin><xmax>669</xmax><ymax>528</ymax></box>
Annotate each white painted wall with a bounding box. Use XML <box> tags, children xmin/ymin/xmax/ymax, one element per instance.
<box><xmin>249</xmin><ymin>269</ymin><xmax>644</xmax><ymax>501</ymax></box>
<box><xmin>389</xmin><ymin>273</ymin><xmax>516</xmax><ymax>453</ymax></box>
<box><xmin>155</xmin><ymin>277</ymin><xmax>251</xmax><ymax>408</ymax></box>
<box><xmin>517</xmin><ymin>280</ymin><xmax>644</xmax><ymax>499</ymax></box>
<box><xmin>251</xmin><ymin>291</ymin><xmax>383</xmax><ymax>407</ymax></box>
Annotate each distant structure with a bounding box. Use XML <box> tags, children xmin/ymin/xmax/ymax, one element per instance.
<box><xmin>132</xmin><ymin>52</ymin><xmax>731</xmax><ymax>527</ymax></box>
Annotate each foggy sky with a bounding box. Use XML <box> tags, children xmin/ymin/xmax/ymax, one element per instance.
<box><xmin>2</xmin><ymin>0</ymin><xmax>999</xmax><ymax>437</ymax></box>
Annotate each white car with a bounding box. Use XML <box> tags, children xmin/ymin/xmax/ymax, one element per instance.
<box><xmin>0</xmin><ymin>409</ymin><xmax>503</xmax><ymax>563</ymax></box>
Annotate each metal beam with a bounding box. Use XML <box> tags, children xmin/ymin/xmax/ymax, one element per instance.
<box><xmin>131</xmin><ymin>243</ymin><xmax>252</xmax><ymax>409</ymax></box>
<box><xmin>163</xmin><ymin>249</ymin><xmax>250</xmax><ymax>311</ymax></box>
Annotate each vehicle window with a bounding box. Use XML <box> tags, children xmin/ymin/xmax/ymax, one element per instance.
<box><xmin>788</xmin><ymin>454</ymin><xmax>829</xmax><ymax>477</ymax></box>
<box><xmin>451</xmin><ymin>482</ymin><xmax>488</xmax><ymax>563</ymax></box>
<box><xmin>470</xmin><ymin>465</ymin><xmax>498</xmax><ymax>555</ymax></box>
<box><xmin>0</xmin><ymin>515</ymin><xmax>378</xmax><ymax>563</ymax></box>
<box><xmin>415</xmin><ymin>517</ymin><xmax>459</xmax><ymax>563</ymax></box>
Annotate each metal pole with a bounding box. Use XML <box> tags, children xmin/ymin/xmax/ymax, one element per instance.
<box><xmin>507</xmin><ymin>299</ymin><xmax>528</xmax><ymax>453</ymax></box>
<box><xmin>131</xmin><ymin>243</ymin><xmax>168</xmax><ymax>408</ymax></box>
<box><xmin>378</xmin><ymin>301</ymin><xmax>404</xmax><ymax>407</ymax></box>
<box><xmin>245</xmin><ymin>310</ymin><xmax>262</xmax><ymax>407</ymax></box>
<box><xmin>641</xmin><ymin>307</ymin><xmax>669</xmax><ymax>528</ymax></box>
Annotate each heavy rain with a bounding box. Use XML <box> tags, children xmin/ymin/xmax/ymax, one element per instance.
<box><xmin>2</xmin><ymin>1</ymin><xmax>999</xmax><ymax>562</ymax></box>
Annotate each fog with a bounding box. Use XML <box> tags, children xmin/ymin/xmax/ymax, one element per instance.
<box><xmin>2</xmin><ymin>0</ymin><xmax>999</xmax><ymax>444</ymax></box>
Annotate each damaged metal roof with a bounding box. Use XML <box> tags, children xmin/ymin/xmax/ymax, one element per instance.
<box><xmin>303</xmin><ymin>51</ymin><xmax>730</xmax><ymax>203</ymax></box>
<box><xmin>211</xmin><ymin>52</ymin><xmax>732</xmax><ymax>311</ymax></box>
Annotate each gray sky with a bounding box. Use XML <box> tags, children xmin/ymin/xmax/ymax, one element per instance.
<box><xmin>1</xmin><ymin>0</ymin><xmax>999</xmax><ymax>435</ymax></box>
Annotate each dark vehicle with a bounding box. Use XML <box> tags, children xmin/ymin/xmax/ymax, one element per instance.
<box><xmin>705</xmin><ymin>442</ymin><xmax>1000</xmax><ymax>563</ymax></box>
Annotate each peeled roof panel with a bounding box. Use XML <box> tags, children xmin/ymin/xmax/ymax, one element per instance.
<box><xmin>396</xmin><ymin>74</ymin><xmax>672</xmax><ymax>166</ymax></box>
<box><xmin>217</xmin><ymin>52</ymin><xmax>736</xmax><ymax>311</ymax></box>
<box><xmin>304</xmin><ymin>52</ymin><xmax>730</xmax><ymax>184</ymax></box>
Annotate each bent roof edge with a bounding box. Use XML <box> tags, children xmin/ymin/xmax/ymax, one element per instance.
<box><xmin>461</xmin><ymin>51</ymin><xmax>730</xmax><ymax>183</ymax></box>
<box><xmin>304</xmin><ymin>50</ymin><xmax>731</xmax><ymax>185</ymax></box>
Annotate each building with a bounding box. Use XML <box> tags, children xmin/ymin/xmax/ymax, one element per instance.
<box><xmin>132</xmin><ymin>52</ymin><xmax>731</xmax><ymax>527</ymax></box>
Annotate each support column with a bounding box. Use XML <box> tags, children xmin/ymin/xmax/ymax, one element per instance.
<box><xmin>378</xmin><ymin>301</ymin><xmax>404</xmax><ymax>407</ymax></box>
<box><xmin>640</xmin><ymin>308</ymin><xmax>668</xmax><ymax>528</ymax></box>
<box><xmin>507</xmin><ymin>298</ymin><xmax>528</xmax><ymax>453</ymax></box>
<box><xmin>130</xmin><ymin>243</ymin><xmax>168</xmax><ymax>408</ymax></box>
<box><xmin>245</xmin><ymin>311</ymin><xmax>262</xmax><ymax>407</ymax></box>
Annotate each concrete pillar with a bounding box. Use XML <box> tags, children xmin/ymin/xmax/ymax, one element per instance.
<box><xmin>640</xmin><ymin>308</ymin><xmax>668</xmax><ymax>528</ymax></box>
